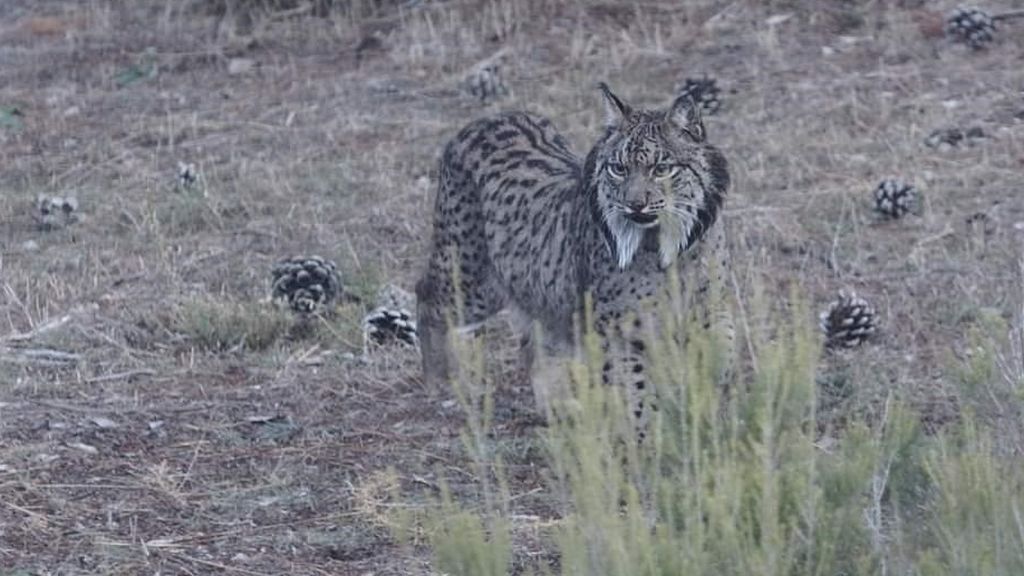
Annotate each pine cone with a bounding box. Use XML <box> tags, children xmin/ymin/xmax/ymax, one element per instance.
<box><xmin>945</xmin><ymin>7</ymin><xmax>995</xmax><ymax>49</ymax></box>
<box><xmin>36</xmin><ymin>195</ymin><xmax>79</xmax><ymax>231</ymax></box>
<box><xmin>270</xmin><ymin>256</ymin><xmax>341</xmax><ymax>314</ymax></box>
<box><xmin>178</xmin><ymin>162</ymin><xmax>199</xmax><ymax>190</ymax></box>
<box><xmin>678</xmin><ymin>76</ymin><xmax>722</xmax><ymax>115</ymax></box>
<box><xmin>820</xmin><ymin>291</ymin><xmax>878</xmax><ymax>348</ymax></box>
<box><xmin>363</xmin><ymin>307</ymin><xmax>418</xmax><ymax>348</ymax></box>
<box><xmin>362</xmin><ymin>283</ymin><xmax>418</xmax><ymax>350</ymax></box>
<box><xmin>465</xmin><ymin>65</ymin><xmax>509</xmax><ymax>103</ymax></box>
<box><xmin>873</xmin><ymin>179</ymin><xmax>918</xmax><ymax>218</ymax></box>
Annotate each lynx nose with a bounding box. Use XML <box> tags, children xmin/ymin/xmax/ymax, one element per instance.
<box><xmin>627</xmin><ymin>200</ymin><xmax>648</xmax><ymax>213</ymax></box>
<box><xmin>625</xmin><ymin>200</ymin><xmax>658</xmax><ymax>225</ymax></box>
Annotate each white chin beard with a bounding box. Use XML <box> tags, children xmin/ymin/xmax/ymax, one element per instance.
<box><xmin>606</xmin><ymin>213</ymin><xmax>695</xmax><ymax>270</ymax></box>
<box><xmin>605</xmin><ymin>213</ymin><xmax>644</xmax><ymax>269</ymax></box>
<box><xmin>658</xmin><ymin>216</ymin><xmax>693</xmax><ymax>269</ymax></box>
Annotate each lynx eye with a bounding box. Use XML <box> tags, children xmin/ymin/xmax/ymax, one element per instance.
<box><xmin>605</xmin><ymin>162</ymin><xmax>626</xmax><ymax>180</ymax></box>
<box><xmin>652</xmin><ymin>163</ymin><xmax>677</xmax><ymax>179</ymax></box>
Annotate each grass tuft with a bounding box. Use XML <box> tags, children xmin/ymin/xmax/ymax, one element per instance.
<box><xmin>172</xmin><ymin>297</ymin><xmax>291</xmax><ymax>352</ymax></box>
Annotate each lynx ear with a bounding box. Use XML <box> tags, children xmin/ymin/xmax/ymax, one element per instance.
<box><xmin>598</xmin><ymin>82</ymin><xmax>630</xmax><ymax>127</ymax></box>
<box><xmin>668</xmin><ymin>93</ymin><xmax>705</xmax><ymax>142</ymax></box>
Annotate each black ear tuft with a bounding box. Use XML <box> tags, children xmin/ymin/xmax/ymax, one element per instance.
<box><xmin>668</xmin><ymin>93</ymin><xmax>705</xmax><ymax>142</ymax></box>
<box><xmin>598</xmin><ymin>82</ymin><xmax>631</xmax><ymax>128</ymax></box>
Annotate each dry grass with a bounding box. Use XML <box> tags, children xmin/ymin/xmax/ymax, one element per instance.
<box><xmin>1</xmin><ymin>0</ymin><xmax>1023</xmax><ymax>573</ymax></box>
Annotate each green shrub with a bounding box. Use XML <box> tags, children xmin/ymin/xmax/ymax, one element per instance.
<box><xmin>421</xmin><ymin>290</ymin><xmax>1024</xmax><ymax>576</ymax></box>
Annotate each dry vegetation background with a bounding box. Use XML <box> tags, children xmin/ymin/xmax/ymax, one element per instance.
<box><xmin>2</xmin><ymin>0</ymin><xmax>1024</xmax><ymax>574</ymax></box>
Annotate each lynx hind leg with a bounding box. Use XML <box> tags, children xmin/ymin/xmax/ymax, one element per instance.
<box><xmin>416</xmin><ymin>245</ymin><xmax>507</xmax><ymax>390</ymax></box>
<box><xmin>415</xmin><ymin>270</ymin><xmax>454</xmax><ymax>391</ymax></box>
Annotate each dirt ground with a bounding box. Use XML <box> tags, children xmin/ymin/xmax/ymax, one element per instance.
<box><xmin>2</xmin><ymin>0</ymin><xmax>1023</xmax><ymax>574</ymax></box>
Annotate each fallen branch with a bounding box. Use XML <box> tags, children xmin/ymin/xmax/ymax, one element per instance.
<box><xmin>267</xmin><ymin>1</ymin><xmax>313</xmax><ymax>21</ymax></box>
<box><xmin>3</xmin><ymin>314</ymin><xmax>73</xmax><ymax>343</ymax></box>
<box><xmin>0</xmin><ymin>347</ymin><xmax>81</xmax><ymax>367</ymax></box>
<box><xmin>993</xmin><ymin>9</ymin><xmax>1024</xmax><ymax>22</ymax></box>
<box><xmin>2</xmin><ymin>303</ymin><xmax>98</xmax><ymax>343</ymax></box>
<box><xmin>84</xmin><ymin>369</ymin><xmax>157</xmax><ymax>384</ymax></box>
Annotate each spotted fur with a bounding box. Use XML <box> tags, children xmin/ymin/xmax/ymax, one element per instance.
<box><xmin>416</xmin><ymin>84</ymin><xmax>732</xmax><ymax>436</ymax></box>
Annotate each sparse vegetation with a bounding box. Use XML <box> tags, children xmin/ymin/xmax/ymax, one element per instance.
<box><xmin>1</xmin><ymin>0</ymin><xmax>1023</xmax><ymax>574</ymax></box>
<box><xmin>172</xmin><ymin>297</ymin><xmax>292</xmax><ymax>352</ymax></box>
<box><xmin>421</xmin><ymin>298</ymin><xmax>1024</xmax><ymax>575</ymax></box>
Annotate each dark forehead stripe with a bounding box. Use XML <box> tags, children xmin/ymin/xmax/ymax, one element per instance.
<box><xmin>620</xmin><ymin>116</ymin><xmax>668</xmax><ymax>164</ymax></box>
<box><xmin>624</xmin><ymin>110</ymin><xmax>660</xmax><ymax>128</ymax></box>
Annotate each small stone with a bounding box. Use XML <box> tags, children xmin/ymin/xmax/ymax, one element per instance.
<box><xmin>35</xmin><ymin>194</ymin><xmax>79</xmax><ymax>230</ymax></box>
<box><xmin>375</xmin><ymin>284</ymin><xmax>415</xmax><ymax>312</ymax></box>
<box><xmin>68</xmin><ymin>441</ymin><xmax>99</xmax><ymax>455</ymax></box>
<box><xmin>177</xmin><ymin>161</ymin><xmax>199</xmax><ymax>190</ymax></box>
<box><xmin>228</xmin><ymin>58</ymin><xmax>256</xmax><ymax>75</ymax></box>
<box><xmin>90</xmin><ymin>416</ymin><xmax>118</xmax><ymax>429</ymax></box>
<box><xmin>246</xmin><ymin>414</ymin><xmax>283</xmax><ymax>424</ymax></box>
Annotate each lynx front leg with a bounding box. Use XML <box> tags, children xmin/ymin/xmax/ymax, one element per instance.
<box><xmin>593</xmin><ymin>306</ymin><xmax>659</xmax><ymax>443</ymax></box>
<box><xmin>601</xmin><ymin>344</ymin><xmax>655</xmax><ymax>441</ymax></box>
<box><xmin>529</xmin><ymin>349</ymin><xmax>576</xmax><ymax>423</ymax></box>
<box><xmin>512</xmin><ymin>314</ymin><xmax>574</xmax><ymax>422</ymax></box>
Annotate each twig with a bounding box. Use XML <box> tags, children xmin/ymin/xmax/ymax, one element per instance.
<box><xmin>0</xmin><ymin>347</ymin><xmax>80</xmax><ymax>366</ymax></box>
<box><xmin>266</xmin><ymin>1</ymin><xmax>313</xmax><ymax>21</ymax></box>
<box><xmin>84</xmin><ymin>369</ymin><xmax>157</xmax><ymax>384</ymax></box>
<box><xmin>3</xmin><ymin>304</ymin><xmax>97</xmax><ymax>346</ymax></box>
<box><xmin>33</xmin><ymin>483</ymin><xmax>145</xmax><ymax>490</ymax></box>
<box><xmin>1</xmin><ymin>500</ymin><xmax>49</xmax><ymax>523</ymax></box>
<box><xmin>993</xmin><ymin>10</ymin><xmax>1024</xmax><ymax>22</ymax></box>
<box><xmin>908</xmin><ymin>223</ymin><xmax>956</xmax><ymax>264</ymax></box>
<box><xmin>702</xmin><ymin>1</ymin><xmax>741</xmax><ymax>28</ymax></box>
<box><xmin>730</xmin><ymin>269</ymin><xmax>759</xmax><ymax>375</ymax></box>
<box><xmin>31</xmin><ymin>399</ymin><xmax>108</xmax><ymax>413</ymax></box>
<box><xmin>3</xmin><ymin>314</ymin><xmax>73</xmax><ymax>342</ymax></box>
<box><xmin>169</xmin><ymin>553</ymin><xmax>275</xmax><ymax>576</ymax></box>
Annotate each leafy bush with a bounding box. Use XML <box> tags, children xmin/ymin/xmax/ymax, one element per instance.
<box><xmin>420</xmin><ymin>290</ymin><xmax>1024</xmax><ymax>576</ymax></box>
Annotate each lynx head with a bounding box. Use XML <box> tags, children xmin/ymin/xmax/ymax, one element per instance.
<box><xmin>585</xmin><ymin>83</ymin><xmax>729</xmax><ymax>269</ymax></box>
